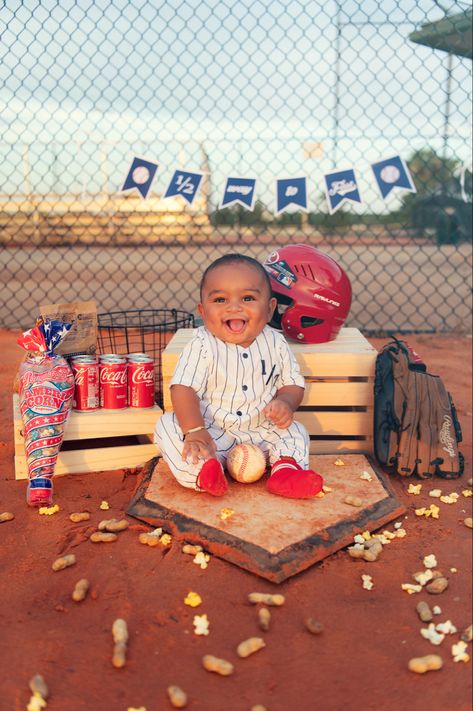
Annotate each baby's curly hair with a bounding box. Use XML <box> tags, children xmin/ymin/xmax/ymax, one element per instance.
<box><xmin>199</xmin><ymin>253</ymin><xmax>272</xmax><ymax>298</ymax></box>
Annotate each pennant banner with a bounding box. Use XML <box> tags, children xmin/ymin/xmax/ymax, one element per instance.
<box><xmin>219</xmin><ymin>177</ymin><xmax>256</xmax><ymax>210</ymax></box>
<box><xmin>323</xmin><ymin>168</ymin><xmax>362</xmax><ymax>215</ymax></box>
<box><xmin>164</xmin><ymin>169</ymin><xmax>204</xmax><ymax>205</ymax></box>
<box><xmin>275</xmin><ymin>177</ymin><xmax>308</xmax><ymax>216</ymax></box>
<box><xmin>371</xmin><ymin>155</ymin><xmax>416</xmax><ymax>199</ymax></box>
<box><xmin>120</xmin><ymin>153</ymin><xmax>416</xmax><ymax>213</ymax></box>
<box><xmin>121</xmin><ymin>156</ymin><xmax>159</xmax><ymax>199</ymax></box>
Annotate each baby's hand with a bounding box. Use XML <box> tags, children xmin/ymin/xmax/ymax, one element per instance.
<box><xmin>263</xmin><ymin>398</ymin><xmax>294</xmax><ymax>429</ymax></box>
<box><xmin>182</xmin><ymin>429</ymin><xmax>216</xmax><ymax>465</ymax></box>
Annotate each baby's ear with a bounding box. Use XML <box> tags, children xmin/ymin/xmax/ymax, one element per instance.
<box><xmin>268</xmin><ymin>297</ymin><xmax>277</xmax><ymax>321</ymax></box>
<box><xmin>197</xmin><ymin>303</ymin><xmax>204</xmax><ymax>318</ymax></box>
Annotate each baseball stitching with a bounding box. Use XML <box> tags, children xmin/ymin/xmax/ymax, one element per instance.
<box><xmin>240</xmin><ymin>446</ymin><xmax>249</xmax><ymax>477</ymax></box>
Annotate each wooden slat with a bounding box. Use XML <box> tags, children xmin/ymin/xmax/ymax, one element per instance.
<box><xmin>13</xmin><ymin>395</ymin><xmax>162</xmax><ymax>442</ymax></box>
<box><xmin>295</xmin><ymin>351</ymin><xmax>375</xmax><ymax>378</ymax></box>
<box><xmin>162</xmin><ymin>379</ymin><xmax>374</xmax><ymax>412</ymax></box>
<box><xmin>302</xmin><ymin>380</ymin><xmax>373</xmax><ymax>406</ymax></box>
<box><xmin>162</xmin><ymin>327</ymin><xmax>377</xmax><ymax>379</ymax></box>
<box><xmin>163</xmin><ymin>384</ymin><xmax>173</xmax><ymax>413</ymax></box>
<box><xmin>14</xmin><ymin>441</ymin><xmax>157</xmax><ymax>480</ymax></box>
<box><xmin>309</xmin><ymin>439</ymin><xmax>372</xmax><ymax>455</ymax></box>
<box><xmin>13</xmin><ymin>413</ymin><xmax>24</xmax><ymax>456</ymax></box>
<box><xmin>296</xmin><ymin>410</ymin><xmax>372</xmax><ymax>436</ymax></box>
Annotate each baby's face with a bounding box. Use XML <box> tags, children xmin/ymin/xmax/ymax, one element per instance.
<box><xmin>198</xmin><ymin>262</ymin><xmax>276</xmax><ymax>348</ymax></box>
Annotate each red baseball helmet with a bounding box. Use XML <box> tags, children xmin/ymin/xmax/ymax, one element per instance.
<box><xmin>263</xmin><ymin>244</ymin><xmax>352</xmax><ymax>343</ymax></box>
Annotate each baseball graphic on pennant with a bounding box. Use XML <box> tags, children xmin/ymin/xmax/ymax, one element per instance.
<box><xmin>132</xmin><ymin>165</ymin><xmax>151</xmax><ymax>184</ymax></box>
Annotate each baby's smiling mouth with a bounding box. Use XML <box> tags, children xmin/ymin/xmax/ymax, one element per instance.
<box><xmin>225</xmin><ymin>319</ymin><xmax>246</xmax><ymax>333</ymax></box>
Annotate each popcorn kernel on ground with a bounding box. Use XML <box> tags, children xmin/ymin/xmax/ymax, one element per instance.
<box><xmin>440</xmin><ymin>494</ymin><xmax>458</xmax><ymax>504</ymax></box>
<box><xmin>193</xmin><ymin>613</ymin><xmax>210</xmax><ymax>636</ymax></box>
<box><xmin>423</xmin><ymin>554</ymin><xmax>438</xmax><ymax>568</ymax></box>
<box><xmin>27</xmin><ymin>693</ymin><xmax>47</xmax><ymax>711</ymax></box>
<box><xmin>421</xmin><ymin>623</ymin><xmax>445</xmax><ymax>646</ymax></box>
<box><xmin>452</xmin><ymin>640</ymin><xmax>470</xmax><ymax>663</ymax></box>
<box><xmin>193</xmin><ymin>551</ymin><xmax>210</xmax><ymax>569</ymax></box>
<box><xmin>184</xmin><ymin>591</ymin><xmax>202</xmax><ymax>607</ymax></box>
<box><xmin>219</xmin><ymin>507</ymin><xmax>235</xmax><ymax>521</ymax></box>
<box><xmin>415</xmin><ymin>504</ymin><xmax>440</xmax><ymax>519</ymax></box>
<box><xmin>39</xmin><ymin>504</ymin><xmax>59</xmax><ymax>515</ymax></box>
<box><xmin>401</xmin><ymin>583</ymin><xmax>422</xmax><ymax>594</ymax></box>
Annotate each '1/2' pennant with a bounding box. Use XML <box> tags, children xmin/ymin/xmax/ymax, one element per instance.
<box><xmin>163</xmin><ymin>169</ymin><xmax>204</xmax><ymax>205</ymax></box>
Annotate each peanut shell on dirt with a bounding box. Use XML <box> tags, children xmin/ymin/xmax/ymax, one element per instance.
<box><xmin>426</xmin><ymin>577</ymin><xmax>449</xmax><ymax>594</ymax></box>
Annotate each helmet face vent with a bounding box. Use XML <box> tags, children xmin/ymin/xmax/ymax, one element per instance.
<box><xmin>293</xmin><ymin>263</ymin><xmax>316</xmax><ymax>282</ymax></box>
<box><xmin>301</xmin><ymin>316</ymin><xmax>324</xmax><ymax>328</ymax></box>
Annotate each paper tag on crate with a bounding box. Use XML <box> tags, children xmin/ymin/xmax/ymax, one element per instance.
<box><xmin>39</xmin><ymin>300</ymin><xmax>97</xmax><ymax>357</ymax></box>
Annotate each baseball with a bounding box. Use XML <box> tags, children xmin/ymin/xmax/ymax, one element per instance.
<box><xmin>226</xmin><ymin>443</ymin><xmax>267</xmax><ymax>483</ymax></box>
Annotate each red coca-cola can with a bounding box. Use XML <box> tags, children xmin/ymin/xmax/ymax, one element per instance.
<box><xmin>127</xmin><ymin>356</ymin><xmax>155</xmax><ymax>408</ymax></box>
<box><xmin>100</xmin><ymin>358</ymin><xmax>128</xmax><ymax>409</ymax></box>
<box><xmin>72</xmin><ymin>358</ymin><xmax>99</xmax><ymax>411</ymax></box>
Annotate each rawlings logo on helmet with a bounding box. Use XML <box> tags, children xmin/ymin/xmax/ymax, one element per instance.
<box><xmin>264</xmin><ymin>244</ymin><xmax>352</xmax><ymax>344</ymax></box>
<box><xmin>313</xmin><ymin>293</ymin><xmax>341</xmax><ymax>308</ymax></box>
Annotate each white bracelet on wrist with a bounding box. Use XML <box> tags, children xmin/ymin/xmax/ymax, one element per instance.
<box><xmin>183</xmin><ymin>425</ymin><xmax>205</xmax><ymax>436</ymax></box>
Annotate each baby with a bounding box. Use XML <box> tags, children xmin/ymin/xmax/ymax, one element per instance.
<box><xmin>155</xmin><ymin>253</ymin><xmax>323</xmax><ymax>498</ymax></box>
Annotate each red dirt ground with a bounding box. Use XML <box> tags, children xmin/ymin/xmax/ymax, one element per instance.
<box><xmin>1</xmin><ymin>330</ymin><xmax>471</xmax><ymax>711</ymax></box>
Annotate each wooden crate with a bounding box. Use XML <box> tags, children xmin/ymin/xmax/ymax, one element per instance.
<box><xmin>162</xmin><ymin>328</ymin><xmax>377</xmax><ymax>455</ymax></box>
<box><xmin>13</xmin><ymin>394</ymin><xmax>162</xmax><ymax>480</ymax></box>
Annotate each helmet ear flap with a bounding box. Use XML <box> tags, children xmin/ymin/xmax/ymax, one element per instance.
<box><xmin>268</xmin><ymin>292</ymin><xmax>292</xmax><ymax>330</ymax></box>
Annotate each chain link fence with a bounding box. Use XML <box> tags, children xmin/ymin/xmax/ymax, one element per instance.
<box><xmin>1</xmin><ymin>0</ymin><xmax>471</xmax><ymax>334</ymax></box>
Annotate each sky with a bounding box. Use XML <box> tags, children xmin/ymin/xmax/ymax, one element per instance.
<box><xmin>0</xmin><ymin>0</ymin><xmax>471</xmax><ymax>212</ymax></box>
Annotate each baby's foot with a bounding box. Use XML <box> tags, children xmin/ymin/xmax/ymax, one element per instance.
<box><xmin>197</xmin><ymin>458</ymin><xmax>228</xmax><ymax>496</ymax></box>
<box><xmin>267</xmin><ymin>459</ymin><xmax>323</xmax><ymax>499</ymax></box>
<box><xmin>27</xmin><ymin>477</ymin><xmax>53</xmax><ymax>507</ymax></box>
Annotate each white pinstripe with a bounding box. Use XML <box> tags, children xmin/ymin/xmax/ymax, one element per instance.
<box><xmin>154</xmin><ymin>326</ymin><xmax>310</xmax><ymax>490</ymax></box>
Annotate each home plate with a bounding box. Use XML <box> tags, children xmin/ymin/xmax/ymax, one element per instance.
<box><xmin>127</xmin><ymin>454</ymin><xmax>405</xmax><ymax>583</ymax></box>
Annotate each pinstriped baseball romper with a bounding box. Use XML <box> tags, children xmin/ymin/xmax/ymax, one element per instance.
<box><xmin>154</xmin><ymin>325</ymin><xmax>310</xmax><ymax>490</ymax></box>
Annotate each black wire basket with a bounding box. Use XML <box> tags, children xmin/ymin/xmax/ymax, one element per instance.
<box><xmin>97</xmin><ymin>309</ymin><xmax>195</xmax><ymax>408</ymax></box>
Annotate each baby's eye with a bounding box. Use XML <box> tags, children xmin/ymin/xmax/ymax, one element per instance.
<box><xmin>213</xmin><ymin>297</ymin><xmax>226</xmax><ymax>303</ymax></box>
<box><xmin>243</xmin><ymin>295</ymin><xmax>255</xmax><ymax>301</ymax></box>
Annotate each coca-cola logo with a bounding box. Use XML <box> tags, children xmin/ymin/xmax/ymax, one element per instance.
<box><xmin>73</xmin><ymin>366</ymin><xmax>97</xmax><ymax>387</ymax></box>
<box><xmin>100</xmin><ymin>368</ymin><xmax>127</xmax><ymax>385</ymax></box>
<box><xmin>131</xmin><ymin>366</ymin><xmax>154</xmax><ymax>385</ymax></box>
<box><xmin>73</xmin><ymin>369</ymin><xmax>87</xmax><ymax>386</ymax></box>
